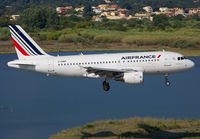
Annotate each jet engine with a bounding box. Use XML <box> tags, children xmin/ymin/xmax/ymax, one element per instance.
<box><xmin>115</xmin><ymin>72</ymin><xmax>143</xmax><ymax>84</ymax></box>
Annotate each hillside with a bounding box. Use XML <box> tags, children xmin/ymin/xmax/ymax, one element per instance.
<box><xmin>1</xmin><ymin>0</ymin><xmax>199</xmax><ymax>8</ymax></box>
<box><xmin>50</xmin><ymin>117</ymin><xmax>200</xmax><ymax>139</ymax></box>
<box><xmin>0</xmin><ymin>0</ymin><xmax>200</xmax><ymax>15</ymax></box>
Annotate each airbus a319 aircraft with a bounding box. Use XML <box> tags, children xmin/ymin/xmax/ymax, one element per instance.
<box><xmin>7</xmin><ymin>25</ymin><xmax>195</xmax><ymax>91</ymax></box>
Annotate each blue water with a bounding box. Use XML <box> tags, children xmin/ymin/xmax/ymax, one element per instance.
<box><xmin>0</xmin><ymin>52</ymin><xmax>200</xmax><ymax>139</ymax></box>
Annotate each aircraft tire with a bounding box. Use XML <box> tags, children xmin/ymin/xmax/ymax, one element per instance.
<box><xmin>103</xmin><ymin>81</ymin><xmax>110</xmax><ymax>91</ymax></box>
<box><xmin>165</xmin><ymin>81</ymin><xmax>170</xmax><ymax>86</ymax></box>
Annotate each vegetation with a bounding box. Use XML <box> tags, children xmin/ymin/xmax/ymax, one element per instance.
<box><xmin>50</xmin><ymin>117</ymin><xmax>200</xmax><ymax>139</ymax></box>
<box><xmin>0</xmin><ymin>2</ymin><xmax>200</xmax><ymax>56</ymax></box>
<box><xmin>1</xmin><ymin>16</ymin><xmax>200</xmax><ymax>56</ymax></box>
<box><xmin>0</xmin><ymin>7</ymin><xmax>200</xmax><ymax>49</ymax></box>
<box><xmin>115</xmin><ymin>0</ymin><xmax>200</xmax><ymax>12</ymax></box>
<box><xmin>0</xmin><ymin>0</ymin><xmax>200</xmax><ymax>15</ymax></box>
<box><xmin>2</xmin><ymin>23</ymin><xmax>200</xmax><ymax>48</ymax></box>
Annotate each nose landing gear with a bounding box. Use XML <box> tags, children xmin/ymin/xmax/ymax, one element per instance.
<box><xmin>103</xmin><ymin>80</ymin><xmax>110</xmax><ymax>91</ymax></box>
<box><xmin>164</xmin><ymin>74</ymin><xmax>170</xmax><ymax>86</ymax></box>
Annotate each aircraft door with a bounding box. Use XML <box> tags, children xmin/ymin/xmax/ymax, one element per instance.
<box><xmin>48</xmin><ymin>59</ymin><xmax>55</xmax><ymax>74</ymax></box>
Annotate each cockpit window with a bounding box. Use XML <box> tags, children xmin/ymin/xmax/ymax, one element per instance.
<box><xmin>177</xmin><ymin>57</ymin><xmax>186</xmax><ymax>60</ymax></box>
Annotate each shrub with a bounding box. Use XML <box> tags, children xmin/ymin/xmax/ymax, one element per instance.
<box><xmin>193</xmin><ymin>23</ymin><xmax>200</xmax><ymax>29</ymax></box>
<box><xmin>58</xmin><ymin>34</ymin><xmax>83</xmax><ymax>43</ymax></box>
<box><xmin>0</xmin><ymin>34</ymin><xmax>9</xmax><ymax>40</ymax></box>
<box><xmin>170</xmin><ymin>38</ymin><xmax>196</xmax><ymax>48</ymax></box>
<box><xmin>29</xmin><ymin>33</ymin><xmax>47</xmax><ymax>41</ymax></box>
<box><xmin>84</xmin><ymin>124</ymin><xmax>94</xmax><ymax>129</ymax></box>
<box><xmin>47</xmin><ymin>32</ymin><xmax>61</xmax><ymax>40</ymax></box>
<box><xmin>122</xmin><ymin>36</ymin><xmax>158</xmax><ymax>46</ymax></box>
<box><xmin>94</xmin><ymin>34</ymin><xmax>122</xmax><ymax>43</ymax></box>
<box><xmin>0</xmin><ymin>27</ymin><xmax>9</xmax><ymax>40</ymax></box>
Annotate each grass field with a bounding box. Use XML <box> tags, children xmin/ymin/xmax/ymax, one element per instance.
<box><xmin>0</xmin><ymin>27</ymin><xmax>200</xmax><ymax>56</ymax></box>
<box><xmin>49</xmin><ymin>117</ymin><xmax>200</xmax><ymax>139</ymax></box>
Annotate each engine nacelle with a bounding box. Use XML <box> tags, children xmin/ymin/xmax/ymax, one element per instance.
<box><xmin>115</xmin><ymin>72</ymin><xmax>144</xmax><ymax>84</ymax></box>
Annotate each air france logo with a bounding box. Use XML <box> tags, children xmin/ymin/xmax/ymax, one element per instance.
<box><xmin>121</xmin><ymin>55</ymin><xmax>161</xmax><ymax>60</ymax></box>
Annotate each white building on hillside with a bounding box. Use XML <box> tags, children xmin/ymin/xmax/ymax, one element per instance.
<box><xmin>143</xmin><ymin>6</ymin><xmax>153</xmax><ymax>13</ymax></box>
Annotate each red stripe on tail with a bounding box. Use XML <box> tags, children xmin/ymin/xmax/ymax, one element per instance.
<box><xmin>12</xmin><ymin>38</ymin><xmax>29</xmax><ymax>56</ymax></box>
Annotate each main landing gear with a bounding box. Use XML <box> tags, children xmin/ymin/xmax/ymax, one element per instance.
<box><xmin>103</xmin><ymin>80</ymin><xmax>110</xmax><ymax>91</ymax></box>
<box><xmin>164</xmin><ymin>74</ymin><xmax>170</xmax><ymax>86</ymax></box>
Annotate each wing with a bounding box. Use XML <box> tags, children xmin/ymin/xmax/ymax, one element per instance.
<box><xmin>82</xmin><ymin>66</ymin><xmax>144</xmax><ymax>78</ymax></box>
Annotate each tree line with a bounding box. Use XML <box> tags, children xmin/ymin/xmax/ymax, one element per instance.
<box><xmin>0</xmin><ymin>0</ymin><xmax>200</xmax><ymax>16</ymax></box>
<box><xmin>0</xmin><ymin>7</ymin><xmax>198</xmax><ymax>30</ymax></box>
<box><xmin>0</xmin><ymin>6</ymin><xmax>200</xmax><ymax>32</ymax></box>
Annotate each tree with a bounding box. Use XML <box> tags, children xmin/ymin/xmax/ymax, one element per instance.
<box><xmin>173</xmin><ymin>15</ymin><xmax>184</xmax><ymax>21</ymax></box>
<box><xmin>153</xmin><ymin>14</ymin><xmax>170</xmax><ymax>30</ymax></box>
<box><xmin>19</xmin><ymin>6</ymin><xmax>59</xmax><ymax>29</ymax></box>
<box><xmin>0</xmin><ymin>16</ymin><xmax>10</xmax><ymax>27</ymax></box>
<box><xmin>83</xmin><ymin>4</ymin><xmax>94</xmax><ymax>20</ymax></box>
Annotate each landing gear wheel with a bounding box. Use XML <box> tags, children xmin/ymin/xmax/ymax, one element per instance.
<box><xmin>165</xmin><ymin>81</ymin><xmax>170</xmax><ymax>86</ymax></box>
<box><xmin>103</xmin><ymin>81</ymin><xmax>110</xmax><ymax>91</ymax></box>
<box><xmin>164</xmin><ymin>74</ymin><xmax>170</xmax><ymax>86</ymax></box>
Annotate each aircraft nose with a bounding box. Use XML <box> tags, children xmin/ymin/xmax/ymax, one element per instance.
<box><xmin>188</xmin><ymin>60</ymin><xmax>195</xmax><ymax>69</ymax></box>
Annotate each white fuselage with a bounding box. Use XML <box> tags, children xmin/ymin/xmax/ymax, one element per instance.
<box><xmin>7</xmin><ymin>25</ymin><xmax>195</xmax><ymax>90</ymax></box>
<box><xmin>8</xmin><ymin>51</ymin><xmax>195</xmax><ymax>79</ymax></box>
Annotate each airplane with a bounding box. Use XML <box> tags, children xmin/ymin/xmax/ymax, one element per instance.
<box><xmin>7</xmin><ymin>25</ymin><xmax>195</xmax><ymax>91</ymax></box>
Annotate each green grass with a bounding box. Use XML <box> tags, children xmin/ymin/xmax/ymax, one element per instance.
<box><xmin>34</xmin><ymin>28</ymin><xmax>200</xmax><ymax>48</ymax></box>
<box><xmin>49</xmin><ymin>117</ymin><xmax>200</xmax><ymax>139</ymax></box>
<box><xmin>0</xmin><ymin>27</ymin><xmax>9</xmax><ymax>41</ymax></box>
<box><xmin>1</xmin><ymin>27</ymin><xmax>200</xmax><ymax>56</ymax></box>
